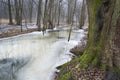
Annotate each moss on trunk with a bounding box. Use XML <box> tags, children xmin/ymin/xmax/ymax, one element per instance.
<box><xmin>79</xmin><ymin>0</ymin><xmax>104</xmax><ymax>69</ymax></box>
<box><xmin>79</xmin><ymin>0</ymin><xmax>120</xmax><ymax>71</ymax></box>
<box><xmin>56</xmin><ymin>0</ymin><xmax>120</xmax><ymax>79</ymax></box>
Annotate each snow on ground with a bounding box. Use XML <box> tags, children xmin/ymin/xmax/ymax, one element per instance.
<box><xmin>54</xmin><ymin>40</ymin><xmax>78</xmax><ymax>67</ymax></box>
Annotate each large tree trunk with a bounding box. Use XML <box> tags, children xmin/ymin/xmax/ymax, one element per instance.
<box><xmin>80</xmin><ymin>0</ymin><xmax>120</xmax><ymax>79</ymax></box>
<box><xmin>56</xmin><ymin>0</ymin><xmax>120</xmax><ymax>80</ymax></box>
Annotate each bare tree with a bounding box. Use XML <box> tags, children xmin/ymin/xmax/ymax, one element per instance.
<box><xmin>8</xmin><ymin>0</ymin><xmax>13</xmax><ymax>24</ymax></box>
<box><xmin>48</xmin><ymin>0</ymin><xmax>54</xmax><ymax>29</ymax></box>
<box><xmin>43</xmin><ymin>0</ymin><xmax>48</xmax><ymax>34</ymax></box>
<box><xmin>37</xmin><ymin>0</ymin><xmax>42</xmax><ymax>31</ymax></box>
<box><xmin>67</xmin><ymin>0</ymin><xmax>72</xmax><ymax>24</ymax></box>
<box><xmin>68</xmin><ymin>0</ymin><xmax>77</xmax><ymax>42</ymax></box>
<box><xmin>71</xmin><ymin>0</ymin><xmax>77</xmax><ymax>25</ymax></box>
<box><xmin>14</xmin><ymin>0</ymin><xmax>23</xmax><ymax>26</ymax></box>
<box><xmin>79</xmin><ymin>0</ymin><xmax>85</xmax><ymax>29</ymax></box>
<box><xmin>29</xmin><ymin>0</ymin><xmax>33</xmax><ymax>23</ymax></box>
<box><xmin>57</xmin><ymin>0</ymin><xmax>62</xmax><ymax>26</ymax></box>
<box><xmin>53</xmin><ymin>0</ymin><xmax>58</xmax><ymax>27</ymax></box>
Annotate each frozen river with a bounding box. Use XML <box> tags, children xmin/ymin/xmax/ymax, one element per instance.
<box><xmin>0</xmin><ymin>28</ymin><xmax>85</xmax><ymax>80</ymax></box>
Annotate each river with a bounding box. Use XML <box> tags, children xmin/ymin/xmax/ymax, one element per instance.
<box><xmin>0</xmin><ymin>27</ymin><xmax>85</xmax><ymax>80</ymax></box>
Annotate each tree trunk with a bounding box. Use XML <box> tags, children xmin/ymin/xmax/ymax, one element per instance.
<box><xmin>68</xmin><ymin>0</ymin><xmax>77</xmax><ymax>42</ymax></box>
<box><xmin>57</xmin><ymin>0</ymin><xmax>62</xmax><ymax>26</ymax></box>
<box><xmin>14</xmin><ymin>0</ymin><xmax>23</xmax><ymax>25</ymax></box>
<box><xmin>14</xmin><ymin>0</ymin><xmax>19</xmax><ymax>24</ymax></box>
<box><xmin>71</xmin><ymin>0</ymin><xmax>77</xmax><ymax>25</ymax></box>
<box><xmin>43</xmin><ymin>0</ymin><xmax>48</xmax><ymax>34</ymax></box>
<box><xmin>8</xmin><ymin>0</ymin><xmax>13</xmax><ymax>24</ymax></box>
<box><xmin>79</xmin><ymin>0</ymin><xmax>85</xmax><ymax>29</ymax></box>
<box><xmin>29</xmin><ymin>0</ymin><xmax>33</xmax><ymax>23</ymax></box>
<box><xmin>48</xmin><ymin>0</ymin><xmax>54</xmax><ymax>29</ymax></box>
<box><xmin>67</xmin><ymin>0</ymin><xmax>71</xmax><ymax>24</ymax></box>
<box><xmin>37</xmin><ymin>0</ymin><xmax>42</xmax><ymax>31</ymax></box>
<box><xmin>56</xmin><ymin>0</ymin><xmax>120</xmax><ymax>80</ymax></box>
<box><xmin>19</xmin><ymin>0</ymin><xmax>23</xmax><ymax>26</ymax></box>
<box><xmin>80</xmin><ymin>0</ymin><xmax>120</xmax><ymax>79</ymax></box>
<box><xmin>53</xmin><ymin>1</ymin><xmax>57</xmax><ymax>27</ymax></box>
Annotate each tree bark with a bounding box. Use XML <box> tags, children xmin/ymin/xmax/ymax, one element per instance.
<box><xmin>48</xmin><ymin>0</ymin><xmax>54</xmax><ymax>29</ymax></box>
<box><xmin>14</xmin><ymin>0</ymin><xmax>23</xmax><ymax>25</ymax></box>
<box><xmin>37</xmin><ymin>0</ymin><xmax>42</xmax><ymax>31</ymax></box>
<box><xmin>43</xmin><ymin>0</ymin><xmax>48</xmax><ymax>34</ymax></box>
<box><xmin>68</xmin><ymin>0</ymin><xmax>77</xmax><ymax>42</ymax></box>
<box><xmin>57</xmin><ymin>0</ymin><xmax>62</xmax><ymax>26</ymax></box>
<box><xmin>8</xmin><ymin>0</ymin><xmax>13</xmax><ymax>24</ymax></box>
<box><xmin>79</xmin><ymin>0</ymin><xmax>85</xmax><ymax>29</ymax></box>
<box><xmin>29</xmin><ymin>0</ymin><xmax>33</xmax><ymax>23</ymax></box>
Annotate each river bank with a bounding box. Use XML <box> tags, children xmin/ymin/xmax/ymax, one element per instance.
<box><xmin>0</xmin><ymin>24</ymin><xmax>38</xmax><ymax>38</ymax></box>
